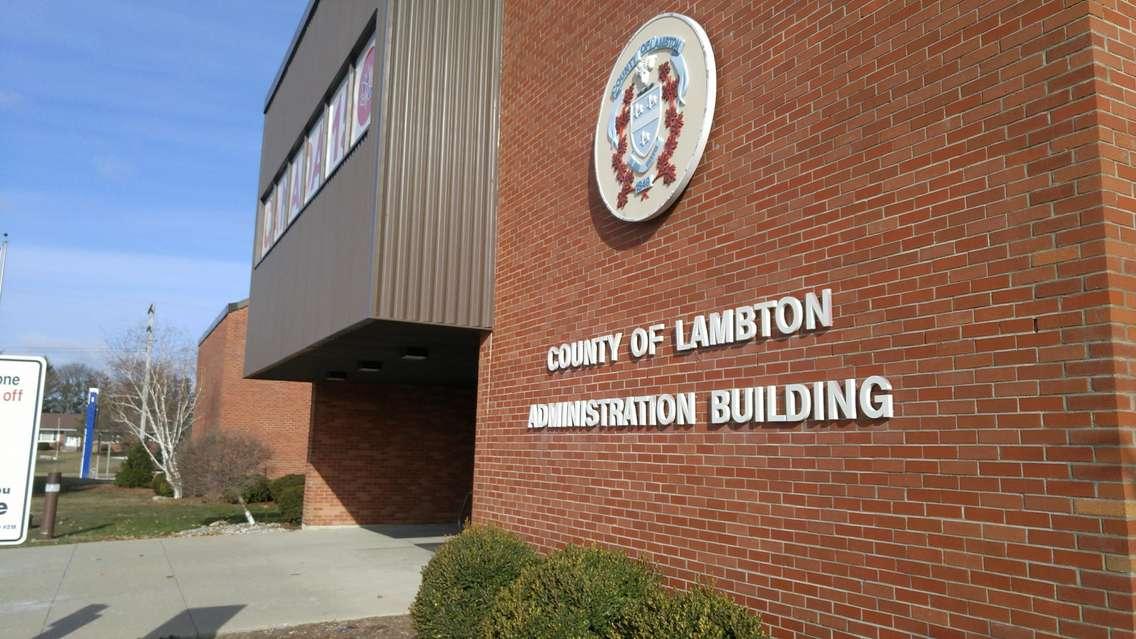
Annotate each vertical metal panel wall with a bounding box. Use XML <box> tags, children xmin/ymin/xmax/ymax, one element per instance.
<box><xmin>257</xmin><ymin>1</ymin><xmax>382</xmax><ymax>196</ymax></box>
<box><xmin>245</xmin><ymin>0</ymin><xmax>501</xmax><ymax>378</ymax></box>
<box><xmin>246</xmin><ymin>0</ymin><xmax>384</xmax><ymax>377</ymax></box>
<box><xmin>374</xmin><ymin>0</ymin><xmax>501</xmax><ymax>329</ymax></box>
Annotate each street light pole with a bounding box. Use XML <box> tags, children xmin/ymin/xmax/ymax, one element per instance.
<box><xmin>139</xmin><ymin>305</ymin><xmax>155</xmax><ymax>441</ymax></box>
<box><xmin>0</xmin><ymin>233</ymin><xmax>9</xmax><ymax>309</ymax></box>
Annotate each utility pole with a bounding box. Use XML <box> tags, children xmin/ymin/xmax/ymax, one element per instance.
<box><xmin>139</xmin><ymin>305</ymin><xmax>155</xmax><ymax>441</ymax></box>
<box><xmin>0</xmin><ymin>233</ymin><xmax>9</xmax><ymax>309</ymax></box>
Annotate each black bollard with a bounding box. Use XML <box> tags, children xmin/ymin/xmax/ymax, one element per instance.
<box><xmin>40</xmin><ymin>471</ymin><xmax>62</xmax><ymax>539</ymax></box>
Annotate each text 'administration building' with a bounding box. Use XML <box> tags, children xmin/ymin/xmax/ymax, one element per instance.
<box><xmin>246</xmin><ymin>1</ymin><xmax>1135</xmax><ymax>638</ymax></box>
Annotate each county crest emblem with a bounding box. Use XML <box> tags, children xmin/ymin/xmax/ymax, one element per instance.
<box><xmin>594</xmin><ymin>14</ymin><xmax>716</xmax><ymax>222</ymax></box>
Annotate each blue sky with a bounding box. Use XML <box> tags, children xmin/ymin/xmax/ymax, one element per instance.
<box><xmin>0</xmin><ymin>0</ymin><xmax>306</xmax><ymax>365</ymax></box>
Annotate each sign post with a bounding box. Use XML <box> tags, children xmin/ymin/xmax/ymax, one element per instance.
<box><xmin>79</xmin><ymin>388</ymin><xmax>99</xmax><ymax>479</ymax></box>
<box><xmin>0</xmin><ymin>355</ymin><xmax>47</xmax><ymax>546</ymax></box>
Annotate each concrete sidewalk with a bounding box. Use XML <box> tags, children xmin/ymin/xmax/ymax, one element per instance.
<box><xmin>0</xmin><ymin>525</ymin><xmax>453</xmax><ymax>639</ymax></box>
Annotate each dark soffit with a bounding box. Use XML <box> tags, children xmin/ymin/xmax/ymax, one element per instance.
<box><xmin>246</xmin><ymin>318</ymin><xmax>482</xmax><ymax>387</ymax></box>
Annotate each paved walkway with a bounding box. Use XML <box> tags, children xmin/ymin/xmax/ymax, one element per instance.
<box><xmin>0</xmin><ymin>525</ymin><xmax>453</xmax><ymax>639</ymax></box>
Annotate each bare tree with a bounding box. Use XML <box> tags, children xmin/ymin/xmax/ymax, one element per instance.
<box><xmin>105</xmin><ymin>321</ymin><xmax>198</xmax><ymax>499</ymax></box>
<box><xmin>44</xmin><ymin>361</ymin><xmax>111</xmax><ymax>414</ymax></box>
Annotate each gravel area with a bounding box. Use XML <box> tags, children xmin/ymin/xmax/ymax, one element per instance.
<box><xmin>176</xmin><ymin>520</ymin><xmax>289</xmax><ymax>537</ymax></box>
<box><xmin>220</xmin><ymin>616</ymin><xmax>415</xmax><ymax>639</ymax></box>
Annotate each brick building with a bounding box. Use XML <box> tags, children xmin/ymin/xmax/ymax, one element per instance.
<box><xmin>195</xmin><ymin>300</ymin><xmax>311</xmax><ymax>477</ymax></box>
<box><xmin>243</xmin><ymin>1</ymin><xmax>1135</xmax><ymax>637</ymax></box>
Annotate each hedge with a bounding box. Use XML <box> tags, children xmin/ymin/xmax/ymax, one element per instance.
<box><xmin>483</xmin><ymin>544</ymin><xmax>659</xmax><ymax>638</ymax></box>
<box><xmin>269</xmin><ymin>473</ymin><xmax>304</xmax><ymax>499</ymax></box>
<box><xmin>224</xmin><ymin>474</ymin><xmax>272</xmax><ymax>504</ymax></box>
<box><xmin>270</xmin><ymin>474</ymin><xmax>305</xmax><ymax>524</ymax></box>
<box><xmin>114</xmin><ymin>444</ymin><xmax>154</xmax><ymax>488</ymax></box>
<box><xmin>152</xmin><ymin>473</ymin><xmax>173</xmax><ymax>497</ymax></box>
<box><xmin>411</xmin><ymin>526</ymin><xmax>539</xmax><ymax>638</ymax></box>
<box><xmin>615</xmin><ymin>584</ymin><xmax>770</xmax><ymax>639</ymax></box>
<box><xmin>411</xmin><ymin>532</ymin><xmax>769</xmax><ymax>639</ymax></box>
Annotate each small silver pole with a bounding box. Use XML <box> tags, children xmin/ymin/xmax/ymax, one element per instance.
<box><xmin>0</xmin><ymin>233</ymin><xmax>9</xmax><ymax>309</ymax></box>
<box><xmin>140</xmin><ymin>305</ymin><xmax>155</xmax><ymax>439</ymax></box>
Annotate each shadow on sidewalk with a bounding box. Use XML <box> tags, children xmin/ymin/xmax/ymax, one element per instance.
<box><xmin>360</xmin><ymin>523</ymin><xmax>459</xmax><ymax>539</ymax></box>
<box><xmin>144</xmin><ymin>604</ymin><xmax>245</xmax><ymax>639</ymax></box>
<box><xmin>33</xmin><ymin>603</ymin><xmax>246</xmax><ymax>639</ymax></box>
<box><xmin>34</xmin><ymin>604</ymin><xmax>108</xmax><ymax>639</ymax></box>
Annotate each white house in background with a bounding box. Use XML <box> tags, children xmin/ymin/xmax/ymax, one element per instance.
<box><xmin>38</xmin><ymin>413</ymin><xmax>83</xmax><ymax>449</ymax></box>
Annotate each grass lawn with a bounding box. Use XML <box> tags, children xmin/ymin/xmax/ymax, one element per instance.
<box><xmin>35</xmin><ymin>448</ymin><xmax>124</xmax><ymax>479</ymax></box>
<box><xmin>13</xmin><ymin>476</ymin><xmax>289</xmax><ymax>547</ymax></box>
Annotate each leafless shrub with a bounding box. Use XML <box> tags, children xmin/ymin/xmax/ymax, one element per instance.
<box><xmin>179</xmin><ymin>431</ymin><xmax>269</xmax><ymax>523</ymax></box>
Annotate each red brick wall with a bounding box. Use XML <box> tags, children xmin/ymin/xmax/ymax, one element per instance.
<box><xmin>303</xmin><ymin>382</ymin><xmax>475</xmax><ymax>526</ymax></box>
<box><xmin>1090</xmin><ymin>0</ymin><xmax>1136</xmax><ymax>532</ymax></box>
<box><xmin>194</xmin><ymin>305</ymin><xmax>312</xmax><ymax>477</ymax></box>
<box><xmin>477</xmin><ymin>2</ymin><xmax>1136</xmax><ymax>639</ymax></box>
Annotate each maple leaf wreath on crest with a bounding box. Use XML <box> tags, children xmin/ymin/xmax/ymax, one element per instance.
<box><xmin>611</xmin><ymin>60</ymin><xmax>685</xmax><ymax>209</ymax></box>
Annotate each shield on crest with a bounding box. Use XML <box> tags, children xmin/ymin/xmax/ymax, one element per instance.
<box><xmin>630</xmin><ymin>84</ymin><xmax>662</xmax><ymax>160</ymax></box>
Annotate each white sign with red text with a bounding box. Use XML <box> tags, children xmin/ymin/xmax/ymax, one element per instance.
<box><xmin>0</xmin><ymin>356</ymin><xmax>46</xmax><ymax>545</ymax></box>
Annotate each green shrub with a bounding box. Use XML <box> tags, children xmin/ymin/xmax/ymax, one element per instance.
<box><xmin>269</xmin><ymin>473</ymin><xmax>305</xmax><ymax>523</ymax></box>
<box><xmin>269</xmin><ymin>473</ymin><xmax>305</xmax><ymax>500</ymax></box>
<box><xmin>38</xmin><ymin>442</ymin><xmax>53</xmax><ymax>451</ymax></box>
<box><xmin>114</xmin><ymin>444</ymin><xmax>155</xmax><ymax>488</ymax></box>
<box><xmin>223</xmin><ymin>474</ymin><xmax>272</xmax><ymax>504</ymax></box>
<box><xmin>274</xmin><ymin>484</ymin><xmax>304</xmax><ymax>524</ymax></box>
<box><xmin>411</xmin><ymin>526</ymin><xmax>540</xmax><ymax>639</ymax></box>
<box><xmin>616</xmin><ymin>585</ymin><xmax>769</xmax><ymax>639</ymax></box>
<box><xmin>241</xmin><ymin>474</ymin><xmax>272</xmax><ymax>503</ymax></box>
<box><xmin>484</xmin><ymin>545</ymin><xmax>659</xmax><ymax>638</ymax></box>
<box><xmin>152</xmin><ymin>473</ymin><xmax>173</xmax><ymax>498</ymax></box>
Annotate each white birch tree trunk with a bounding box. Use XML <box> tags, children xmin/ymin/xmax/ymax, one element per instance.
<box><xmin>106</xmin><ymin>324</ymin><xmax>197</xmax><ymax>500</ymax></box>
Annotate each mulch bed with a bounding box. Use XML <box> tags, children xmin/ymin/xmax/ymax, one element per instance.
<box><xmin>220</xmin><ymin>616</ymin><xmax>414</xmax><ymax>639</ymax></box>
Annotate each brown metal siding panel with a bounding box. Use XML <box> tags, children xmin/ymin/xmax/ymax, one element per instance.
<box><xmin>375</xmin><ymin>0</ymin><xmax>501</xmax><ymax>330</ymax></box>
<box><xmin>245</xmin><ymin>1</ymin><xmax>385</xmax><ymax>377</ymax></box>
<box><xmin>258</xmin><ymin>0</ymin><xmax>381</xmax><ymax>196</ymax></box>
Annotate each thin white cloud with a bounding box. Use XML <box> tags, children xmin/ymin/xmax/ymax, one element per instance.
<box><xmin>0</xmin><ymin>244</ymin><xmax>249</xmax><ymax>365</ymax></box>
<box><xmin>0</xmin><ymin>90</ymin><xmax>23</xmax><ymax>108</ymax></box>
<box><xmin>7</xmin><ymin>332</ymin><xmax>105</xmax><ymax>366</ymax></box>
<box><xmin>92</xmin><ymin>155</ymin><xmax>134</xmax><ymax>181</ymax></box>
<box><xmin>0</xmin><ymin>188</ymin><xmax>254</xmax><ymax>260</ymax></box>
